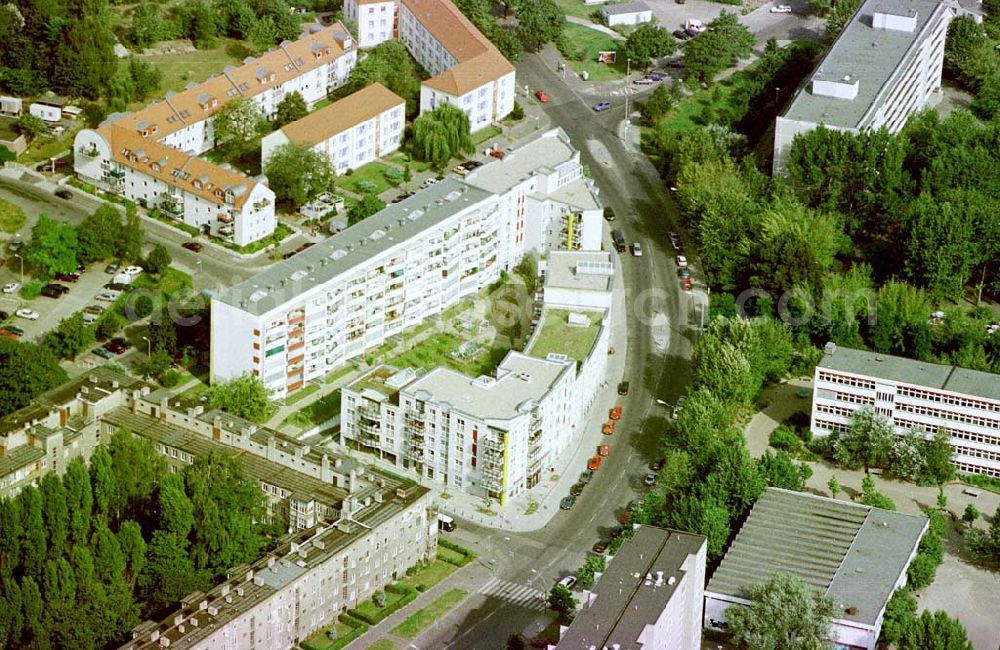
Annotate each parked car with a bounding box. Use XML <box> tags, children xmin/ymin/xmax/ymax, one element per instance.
<box><xmin>587</xmin><ymin>455</ymin><xmax>602</xmax><ymax>471</ymax></box>
<box><xmin>646</xmin><ymin>71</ymin><xmax>666</xmax><ymax>81</ymax></box>
<box><xmin>104</xmin><ymin>338</ymin><xmax>130</xmax><ymax>354</ymax></box>
<box><xmin>673</xmin><ymin>29</ymin><xmax>692</xmax><ymax>40</ymax></box>
<box><xmin>609</xmin><ymin>405</ymin><xmax>622</xmax><ymax>420</ymax></box>
<box><xmin>182</xmin><ymin>241</ymin><xmax>203</xmax><ymax>252</ymax></box>
<box><xmin>535</xmin><ymin>89</ymin><xmax>551</xmax><ymax>103</ymax></box>
<box><xmin>0</xmin><ymin>329</ymin><xmax>16</xmax><ymax>341</ymax></box>
<box><xmin>488</xmin><ymin>149</ymin><xmax>506</xmax><ymax>159</ymax></box>
<box><xmin>610</xmin><ymin>525</ymin><xmax>625</xmax><ymax>538</ymax></box>
<box><xmin>685</xmin><ymin>18</ymin><xmax>705</xmax><ymax>32</ymax></box>
<box><xmin>55</xmin><ymin>272</ymin><xmax>80</xmax><ymax>282</ymax></box>
<box><xmin>602</xmin><ymin>420</ymin><xmax>616</xmax><ymax>435</ymax></box>
<box><xmin>3</xmin><ymin>325</ymin><xmax>24</xmax><ymax>336</ymax></box>
<box><xmin>619</xmin><ymin>510</ymin><xmax>630</xmax><ymax>525</ymax></box>
<box><xmin>579</xmin><ymin>470</ymin><xmax>593</xmax><ymax>484</ymax></box>
<box><xmin>683</xmin><ymin>28</ymin><xmax>701</xmax><ymax>38</ymax></box>
<box><xmin>462</xmin><ymin>160</ymin><xmax>483</xmax><ymax>171</ymax></box>
<box><xmin>560</xmin><ymin>496</ymin><xmax>576</xmax><ymax>510</ymax></box>
<box><xmin>123</xmin><ymin>265</ymin><xmax>143</xmax><ymax>276</ymax></box>
<box><xmin>95</xmin><ymin>292</ymin><xmax>118</xmax><ymax>302</ymax></box>
<box><xmin>649</xmin><ymin>458</ymin><xmax>666</xmax><ymax>472</ymax></box>
<box><xmin>452</xmin><ymin>164</ymin><xmax>470</xmax><ymax>176</ymax></box>
<box><xmin>104</xmin><ymin>263</ymin><xmax>120</xmax><ymax>274</ymax></box>
<box><xmin>678</xmin><ymin>267</ymin><xmax>691</xmax><ymax>279</ymax></box>
<box><xmin>631</xmin><ymin>242</ymin><xmax>643</xmax><ymax>257</ymax></box>
<box><xmin>633</xmin><ymin>78</ymin><xmax>654</xmax><ymax>86</ymax></box>
<box><xmin>598</xmin><ymin>443</ymin><xmax>609</xmax><ymax>457</ymax></box>
<box><xmin>557</xmin><ymin>575</ymin><xmax>577</xmax><ymax>589</ymax></box>
<box><xmin>41</xmin><ymin>283</ymin><xmax>69</xmax><ymax>298</ymax></box>
<box><xmin>104</xmin><ymin>282</ymin><xmax>130</xmax><ymax>292</ymax></box>
<box><xmin>570</xmin><ymin>482</ymin><xmax>586</xmax><ymax>497</ymax></box>
<box><xmin>770</xmin><ymin>3</ymin><xmax>792</xmax><ymax>12</ymax></box>
<box><xmin>54</xmin><ymin>189</ymin><xmax>73</xmax><ymax>200</ymax></box>
<box><xmin>92</xmin><ymin>346</ymin><xmax>115</xmax><ymax>359</ymax></box>
<box><xmin>617</xmin><ymin>381</ymin><xmax>629</xmax><ymax>395</ymax></box>
<box><xmin>16</xmin><ymin>308</ymin><xmax>39</xmax><ymax>320</ymax></box>
<box><xmin>681</xmin><ymin>276</ymin><xmax>693</xmax><ymax>291</ymax></box>
<box><xmin>83</xmin><ymin>305</ymin><xmax>105</xmax><ymax>315</ymax></box>
<box><xmin>592</xmin><ymin>100</ymin><xmax>612</xmax><ymax>112</ymax></box>
<box><xmin>676</xmin><ymin>255</ymin><xmax>688</xmax><ymax>268</ymax></box>
<box><xmin>2</xmin><ymin>282</ymin><xmax>18</xmax><ymax>293</ymax></box>
<box><xmin>8</xmin><ymin>240</ymin><xmax>22</xmax><ymax>253</ymax></box>
<box><xmin>592</xmin><ymin>541</ymin><xmax>609</xmax><ymax>555</ymax></box>
<box><xmin>644</xmin><ymin>472</ymin><xmax>658</xmax><ymax>486</ymax></box>
<box><xmin>603</xmin><ymin>206</ymin><xmax>616</xmax><ymax>222</ymax></box>
<box><xmin>664</xmin><ymin>59</ymin><xmax>685</xmax><ymax>69</ymax></box>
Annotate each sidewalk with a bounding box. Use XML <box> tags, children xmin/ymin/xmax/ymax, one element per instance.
<box><xmin>566</xmin><ymin>15</ymin><xmax>625</xmax><ymax>40</ymax></box>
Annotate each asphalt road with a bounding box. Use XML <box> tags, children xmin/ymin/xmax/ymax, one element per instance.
<box><xmin>418</xmin><ymin>52</ymin><xmax>701</xmax><ymax>649</ymax></box>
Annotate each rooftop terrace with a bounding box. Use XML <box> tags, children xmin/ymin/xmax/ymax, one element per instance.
<box><xmin>527</xmin><ymin>308</ymin><xmax>605</xmax><ymax>364</ymax></box>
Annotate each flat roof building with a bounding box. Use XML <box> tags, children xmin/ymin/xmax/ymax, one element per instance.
<box><xmin>812</xmin><ymin>344</ymin><xmax>1000</xmax><ymax>477</ymax></box>
<box><xmin>773</xmin><ymin>0</ymin><xmax>954</xmax><ymax>174</ymax></box>
<box><xmin>557</xmin><ymin>526</ymin><xmax>707</xmax><ymax>650</ymax></box>
<box><xmin>705</xmin><ymin>488</ymin><xmax>928</xmax><ymax>650</ymax></box>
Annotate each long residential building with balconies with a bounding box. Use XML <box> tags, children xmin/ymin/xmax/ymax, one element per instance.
<box><xmin>811</xmin><ymin>345</ymin><xmax>1000</xmax><ymax>478</ymax></box>
<box><xmin>72</xmin><ymin>22</ymin><xmax>357</xmax><ymax>246</ymax></box>
<box><xmin>209</xmin><ymin>128</ymin><xmax>603</xmax><ymax>398</ymax></box>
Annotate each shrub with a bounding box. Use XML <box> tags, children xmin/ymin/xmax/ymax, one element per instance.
<box><xmin>769</xmin><ymin>425</ymin><xmax>801</xmax><ymax>452</ymax></box>
<box><xmin>20</xmin><ymin>280</ymin><xmax>43</xmax><ymax>300</ymax></box>
<box><xmin>159</xmin><ymin>369</ymin><xmax>182</xmax><ymax>388</ymax></box>
<box><xmin>511</xmin><ymin>102</ymin><xmax>524</xmax><ymax>120</ymax></box>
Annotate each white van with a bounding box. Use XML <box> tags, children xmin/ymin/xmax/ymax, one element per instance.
<box><xmin>437</xmin><ymin>514</ymin><xmax>455</xmax><ymax>532</ymax></box>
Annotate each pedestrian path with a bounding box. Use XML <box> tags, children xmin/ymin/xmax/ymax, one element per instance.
<box><xmin>476</xmin><ymin>577</ymin><xmax>548</xmax><ymax>612</ymax></box>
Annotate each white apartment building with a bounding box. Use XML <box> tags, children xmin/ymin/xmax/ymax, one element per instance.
<box><xmin>261</xmin><ymin>83</ymin><xmax>405</xmax><ymax>173</ymax></box>
<box><xmin>400</xmin><ymin>0</ymin><xmax>516</xmax><ymax>130</ymax></box>
<box><xmin>772</xmin><ymin>0</ymin><xmax>954</xmax><ymax>174</ymax></box>
<box><xmin>121</xmin><ymin>482</ymin><xmax>435</xmax><ymax>650</ymax></box>
<box><xmin>210</xmin><ymin>128</ymin><xmax>603</xmax><ymax>397</ymax></box>
<box><xmin>344</xmin><ymin>0</ymin><xmax>399</xmax><ymax>47</ymax></box>
<box><xmin>557</xmin><ymin>526</ymin><xmax>707</xmax><ymax>650</ymax></box>
<box><xmin>74</xmin><ymin>124</ymin><xmax>276</xmax><ymax>246</ymax></box>
<box><xmin>72</xmin><ymin>23</ymin><xmax>357</xmax><ymax>246</ymax></box>
<box><xmin>811</xmin><ymin>345</ymin><xmax>1000</xmax><ymax>478</ymax></box>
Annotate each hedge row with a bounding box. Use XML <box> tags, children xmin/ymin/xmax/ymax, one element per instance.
<box><xmin>300</xmin><ymin>613</ymin><xmax>368</xmax><ymax>650</ymax></box>
<box><xmin>347</xmin><ymin>583</ymin><xmax>418</xmax><ymax>625</ymax></box>
<box><xmin>437</xmin><ymin>538</ymin><xmax>476</xmax><ymax>567</ymax></box>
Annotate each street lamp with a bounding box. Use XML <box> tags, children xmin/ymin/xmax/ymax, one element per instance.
<box><xmin>142</xmin><ymin>336</ymin><xmax>151</xmax><ymax>357</ymax></box>
<box><xmin>13</xmin><ymin>253</ymin><xmax>23</xmax><ymax>285</ymax></box>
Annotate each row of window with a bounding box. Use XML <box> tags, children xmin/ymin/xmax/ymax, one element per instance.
<box><xmin>897</xmin><ymin>385</ymin><xmax>1000</xmax><ymax>414</ymax></box>
<box><xmin>954</xmin><ymin>444</ymin><xmax>1000</xmax><ymax>462</ymax></box>
<box><xmin>817</xmin><ymin>370</ymin><xmax>876</xmax><ymax>390</ymax></box>
<box><xmin>896</xmin><ymin>402</ymin><xmax>1000</xmax><ymax>430</ymax></box>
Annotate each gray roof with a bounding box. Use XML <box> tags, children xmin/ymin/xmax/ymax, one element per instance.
<box><xmin>782</xmin><ymin>0</ymin><xmax>948</xmax><ymax>129</ymax></box>
<box><xmin>544</xmin><ymin>251</ymin><xmax>614</xmax><ymax>294</ymax></box>
<box><xmin>214</xmin><ymin>179</ymin><xmax>492</xmax><ymax>316</ymax></box>
<box><xmin>403</xmin><ymin>351</ymin><xmax>571</xmax><ymax>421</ymax></box>
<box><xmin>465</xmin><ymin>128</ymin><xmax>581</xmax><ymax>196</ymax></box>
<box><xmin>707</xmin><ymin>488</ymin><xmax>927</xmax><ymax>626</ymax></box>
<box><xmin>602</xmin><ymin>0</ymin><xmax>652</xmax><ymax>15</ymax></box>
<box><xmin>558</xmin><ymin>526</ymin><xmax>706</xmax><ymax>649</ymax></box>
<box><xmin>820</xmin><ymin>346</ymin><xmax>1000</xmax><ymax>402</ymax></box>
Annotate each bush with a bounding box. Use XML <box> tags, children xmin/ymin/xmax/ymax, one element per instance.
<box><xmin>769</xmin><ymin>425</ymin><xmax>801</xmax><ymax>452</ymax></box>
<box><xmin>159</xmin><ymin>369</ymin><xmax>182</xmax><ymax>388</ymax></box>
<box><xmin>348</xmin><ymin>583</ymin><xmax>417</xmax><ymax>624</ymax></box>
<box><xmin>438</xmin><ymin>538</ymin><xmax>475</xmax><ymax>566</ymax></box>
<box><xmin>511</xmin><ymin>102</ymin><xmax>524</xmax><ymax>120</ymax></box>
<box><xmin>907</xmin><ymin>510</ymin><xmax>945</xmax><ymax>589</ymax></box>
<box><xmin>20</xmin><ymin>280</ymin><xmax>43</xmax><ymax>300</ymax></box>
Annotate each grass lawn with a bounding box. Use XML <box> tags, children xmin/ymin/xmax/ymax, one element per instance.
<box><xmin>180</xmin><ymin>380</ymin><xmax>211</xmax><ymax>402</ymax></box>
<box><xmin>284</xmin><ymin>382</ymin><xmax>320</xmax><ymax>406</ymax></box>
<box><xmin>435</xmin><ymin>545</ymin><xmax>466</xmax><ymax>566</ymax></box>
<box><xmin>281</xmin><ymin>390</ymin><xmax>342</xmax><ymax>431</ymax></box>
<box><xmin>141</xmin><ymin>40</ymin><xmax>246</xmax><ymax>97</ymax></box>
<box><xmin>387</xmin><ymin>332</ymin><xmax>506</xmax><ymax>378</ymax></box>
<box><xmin>391</xmin><ymin>588</ymin><xmax>468</xmax><ymax>639</ymax></box>
<box><xmin>527</xmin><ymin>309</ymin><xmax>603</xmax><ymax>363</ymax></box>
<box><xmin>400</xmin><ymin>560</ymin><xmax>457</xmax><ymax>591</ymax></box>
<box><xmin>0</xmin><ymin>197</ymin><xmax>26</xmax><ymax>233</ymax></box>
<box><xmin>344</xmin><ymin>161</ymin><xmax>400</xmax><ymax>195</ymax></box>
<box><xmin>552</xmin><ymin>0</ymin><xmax>599</xmax><ymax>19</ymax></box>
<box><xmin>312</xmin><ymin>97</ymin><xmax>334</xmax><ymax>111</ymax></box>
<box><xmin>560</xmin><ymin>24</ymin><xmax>627</xmax><ymax>82</ymax></box>
<box><xmin>19</xmin><ymin>126</ymin><xmax>82</xmax><ymax>164</ymax></box>
<box><xmin>134</xmin><ymin>267</ymin><xmax>193</xmax><ymax>297</ymax></box>
<box><xmin>325</xmin><ymin>364</ymin><xmax>357</xmax><ymax>385</ymax></box>
<box><xmin>472</xmin><ymin>125</ymin><xmax>502</xmax><ymax>146</ymax></box>
<box><xmin>353</xmin><ymin>590</ymin><xmax>407</xmax><ymax>621</ymax></box>
<box><xmin>301</xmin><ymin>620</ymin><xmax>356</xmax><ymax>650</ymax></box>
<box><xmin>365</xmin><ymin>641</ymin><xmax>398</xmax><ymax>650</ymax></box>
<box><xmin>387</xmin><ymin>152</ymin><xmax>434</xmax><ymax>174</ymax></box>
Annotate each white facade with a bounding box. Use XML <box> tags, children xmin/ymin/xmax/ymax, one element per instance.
<box><xmin>418</xmin><ymin>69</ymin><xmax>516</xmax><ymax>133</ymax></box>
<box><xmin>29</xmin><ymin>102</ymin><xmax>61</xmax><ymax>122</ymax></box>
<box><xmin>811</xmin><ymin>346</ymin><xmax>1000</xmax><ymax>478</ymax></box>
<box><xmin>73</xmin><ymin>127</ymin><xmax>276</xmax><ymax>247</ymax></box>
<box><xmin>345</xmin><ymin>0</ymin><xmax>399</xmax><ymax>47</ymax></box>
<box><xmin>602</xmin><ymin>2</ymin><xmax>654</xmax><ymax>27</ymax></box>
<box><xmin>773</xmin><ymin>0</ymin><xmax>953</xmax><ymax>174</ymax></box>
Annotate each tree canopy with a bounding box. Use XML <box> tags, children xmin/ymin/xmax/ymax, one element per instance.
<box><xmin>207</xmin><ymin>373</ymin><xmax>277</xmax><ymax>423</ymax></box>
<box><xmin>682</xmin><ymin>12</ymin><xmax>754</xmax><ymax>85</ymax></box>
<box><xmin>212</xmin><ymin>98</ymin><xmax>270</xmax><ymax>160</ymax></box>
<box><xmin>622</xmin><ymin>23</ymin><xmax>676</xmax><ymax>68</ymax></box>
<box><xmin>264</xmin><ymin>143</ymin><xmax>335</xmax><ymax>209</ymax></box>
<box><xmin>24</xmin><ymin>215</ymin><xmax>79</xmax><ymax>278</ymax></box>
<box><xmin>411</xmin><ymin>103</ymin><xmax>473</xmax><ymax>167</ymax></box>
<box><xmin>726</xmin><ymin>573</ymin><xmax>835</xmax><ymax>650</ymax></box>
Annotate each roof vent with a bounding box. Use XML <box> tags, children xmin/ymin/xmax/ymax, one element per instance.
<box><xmin>845</xmin><ymin>605</ymin><xmax>859</xmax><ymax>615</ymax></box>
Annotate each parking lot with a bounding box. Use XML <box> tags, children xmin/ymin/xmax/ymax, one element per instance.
<box><xmin>644</xmin><ymin>0</ymin><xmax>825</xmax><ymax>48</ymax></box>
<box><xmin>0</xmin><ymin>262</ymin><xmax>121</xmax><ymax>342</ymax></box>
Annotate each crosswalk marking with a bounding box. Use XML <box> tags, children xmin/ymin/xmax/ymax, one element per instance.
<box><xmin>476</xmin><ymin>576</ymin><xmax>548</xmax><ymax>611</ymax></box>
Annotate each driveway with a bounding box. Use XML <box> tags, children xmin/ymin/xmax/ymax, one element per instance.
<box><xmin>644</xmin><ymin>0</ymin><xmax>826</xmax><ymax>47</ymax></box>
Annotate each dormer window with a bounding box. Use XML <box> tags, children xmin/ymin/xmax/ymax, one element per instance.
<box><xmin>193</xmin><ymin>180</ymin><xmax>202</xmax><ymax>189</ymax></box>
<box><xmin>151</xmin><ymin>163</ymin><xmax>160</xmax><ymax>172</ymax></box>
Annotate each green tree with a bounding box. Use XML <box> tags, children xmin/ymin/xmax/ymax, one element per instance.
<box><xmin>904</xmin><ymin>193</ymin><xmax>979</xmax><ymax>298</ymax></box>
<box><xmin>248</xmin><ymin>15</ymin><xmax>280</xmax><ymax>55</ymax></box>
<box><xmin>118</xmin><ymin>209</ymin><xmax>145</xmax><ymax>262</ymax></box>
<box><xmin>640</xmin><ymin>84</ymin><xmax>677</xmax><ymax>124</ymax></box>
<box><xmin>516</xmin><ymin>0</ymin><xmax>564</xmax><ymax>51</ymax></box>
<box><xmin>898</xmin><ymin>610</ymin><xmax>973</xmax><ymax>650</ymax></box>
<box><xmin>128</xmin><ymin>58</ymin><xmax>164</xmax><ymax>102</ymax></box>
<box><xmin>116</xmin><ymin>521</ymin><xmax>147</xmax><ymax>587</ymax></box>
<box><xmin>577</xmin><ymin>555</ymin><xmax>605</xmax><ymax>588</ymax></box>
<box><xmin>962</xmin><ymin>503</ymin><xmax>980</xmax><ymax>525</ymax></box>
<box><xmin>888</xmin><ymin>429</ymin><xmax>926</xmax><ymax>483</ymax></box>
<box><xmin>63</xmin><ymin>459</ymin><xmax>93</xmax><ymax>546</ymax></box>
<box><xmin>212</xmin><ymin>97</ymin><xmax>268</xmax><ymax>159</ymax></box>
<box><xmin>726</xmin><ymin>573</ymin><xmax>835</xmax><ymax>650</ymax></box>
<box><xmin>264</xmin><ymin>143</ymin><xmax>336</xmax><ymax>208</ymax></box>
<box><xmin>622</xmin><ymin>23</ymin><xmax>675</xmax><ymax>69</ymax></box>
<box><xmin>757</xmin><ymin>450</ymin><xmax>809</xmax><ymax>491</ymax></box>
<box><xmin>89</xmin><ymin>447</ymin><xmax>116</xmax><ymax>524</ymax></box>
<box><xmin>272</xmin><ymin>91</ymin><xmax>308</xmax><ymax>127</ymax></box>
<box><xmin>139</xmin><ymin>530</ymin><xmax>209</xmax><ymax>612</ymax></box>
<box><xmin>971</xmin><ymin>68</ymin><xmax>1000</xmax><ymax>120</ymax></box>
<box><xmin>207</xmin><ymin>373</ymin><xmax>277</xmax><ymax>422</ymax></box>
<box><xmin>0</xmin><ymin>498</ymin><xmax>22</xmax><ymax>578</ymax></box>
<box><xmin>157</xmin><ymin>473</ymin><xmax>195</xmax><ymax>538</ymax></box>
<box><xmin>128</xmin><ymin>3</ymin><xmax>171</xmax><ymax>49</ymax></box>
<box><xmin>750</xmin><ymin>202</ymin><xmax>840</xmax><ymax>293</ymax></box>
<box><xmin>859</xmin><ymin>474</ymin><xmax>897</xmax><ymax>510</ymax></box>
<box><xmin>40</xmin><ymin>473</ymin><xmax>68</xmax><ymax>560</ymax></box>
<box><xmin>944</xmin><ymin>16</ymin><xmax>996</xmax><ymax>92</ymax></box>
<box><xmin>52</xmin><ymin>17</ymin><xmax>118</xmax><ymax>99</ymax></box>
<box><xmin>412</xmin><ymin>103</ymin><xmax>473</xmax><ymax>167</ymax></box>
<box><xmin>176</xmin><ymin>0</ymin><xmax>219</xmax><ymax>48</ymax></box>
<box><xmin>825</xmin><ymin>0</ymin><xmax>862</xmax><ymax>41</ymax></box>
<box><xmin>107</xmin><ymin>429</ymin><xmax>167</xmax><ymax>522</ymax></box>
<box><xmin>922</xmin><ymin>429</ymin><xmax>956</xmax><ymax>485</ymax></box>
<box><xmin>346</xmin><ymin>41</ymin><xmax>421</xmax><ymax>112</ymax></box>
<box><xmin>691</xmin><ymin>330</ymin><xmax>757</xmax><ymax>407</ymax></box>
<box><xmin>548</xmin><ymin>584</ymin><xmax>577</xmax><ymax>623</ymax></box>
<box><xmin>145</xmin><ymin>243</ymin><xmax>172</xmax><ymax>275</ymax></box>
<box><xmin>25</xmin><ymin>214</ymin><xmax>80</xmax><ymax>277</ymax></box>
<box><xmin>682</xmin><ymin>12</ymin><xmax>754</xmax><ymax>85</ymax></box>
<box><xmin>827</xmin><ymin>475</ymin><xmax>840</xmax><ymax>499</ymax></box>
<box><xmin>833</xmin><ymin>408</ymin><xmax>894</xmax><ymax>470</ymax></box>
<box><xmin>17</xmin><ymin>112</ymin><xmax>46</xmax><ymax>139</ymax></box>
<box><xmin>0</xmin><ymin>339</ymin><xmax>69</xmax><ymax>418</ymax></box>
<box><xmin>77</xmin><ymin>205</ymin><xmax>124</xmax><ymax>264</ymax></box>
<box><xmin>348</xmin><ymin>194</ymin><xmax>387</xmax><ymax>226</ymax></box>
<box><xmin>42</xmin><ymin>313</ymin><xmax>95</xmax><ymax>361</ymax></box>
<box><xmin>880</xmin><ymin>587</ymin><xmax>918</xmax><ymax>647</ymax></box>
<box><xmin>19</xmin><ymin>486</ymin><xmax>47</xmax><ymax>578</ymax></box>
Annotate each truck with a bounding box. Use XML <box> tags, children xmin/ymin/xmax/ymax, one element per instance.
<box><xmin>611</xmin><ymin>228</ymin><xmax>626</xmax><ymax>253</ymax></box>
<box><xmin>437</xmin><ymin>513</ymin><xmax>455</xmax><ymax>532</ymax></box>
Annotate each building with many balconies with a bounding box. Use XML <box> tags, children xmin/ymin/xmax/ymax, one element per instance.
<box><xmin>811</xmin><ymin>344</ymin><xmax>1000</xmax><ymax>478</ymax></box>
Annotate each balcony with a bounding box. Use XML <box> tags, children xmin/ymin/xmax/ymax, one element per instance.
<box><xmin>106</xmin><ymin>169</ymin><xmax>126</xmax><ymax>179</ymax></box>
<box><xmin>217</xmin><ymin>213</ymin><xmax>234</xmax><ymax>224</ymax></box>
<box><xmin>253</xmin><ymin>198</ymin><xmax>272</xmax><ymax>210</ymax></box>
<box><xmin>78</xmin><ymin>145</ymin><xmax>100</xmax><ymax>158</ymax></box>
<box><xmin>160</xmin><ymin>197</ymin><xmax>182</xmax><ymax>216</ymax></box>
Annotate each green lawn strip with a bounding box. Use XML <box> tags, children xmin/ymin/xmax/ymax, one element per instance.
<box><xmin>400</xmin><ymin>559</ymin><xmax>458</xmax><ymax>592</ymax></box>
<box><xmin>527</xmin><ymin>309</ymin><xmax>602</xmax><ymax>363</ymax></box>
<box><xmin>472</xmin><ymin>125</ymin><xmax>502</xmax><ymax>146</ymax></box>
<box><xmin>386</xmin><ymin>152</ymin><xmax>434</xmax><ymax>174</ymax></box>
<box><xmin>281</xmin><ymin>391</ymin><xmax>342</xmax><ymax>430</ymax></box>
<box><xmin>344</xmin><ymin>161</ymin><xmax>399</xmax><ymax>195</ymax></box>
<box><xmin>559</xmin><ymin>23</ymin><xmax>627</xmax><ymax>82</ymax></box>
<box><xmin>284</xmin><ymin>382</ymin><xmax>320</xmax><ymax>406</ymax></box>
<box><xmin>141</xmin><ymin>40</ymin><xmax>246</xmax><ymax>96</ymax></box>
<box><xmin>19</xmin><ymin>126</ymin><xmax>81</xmax><ymax>164</ymax></box>
<box><xmin>365</xmin><ymin>640</ymin><xmax>398</xmax><ymax>650</ymax></box>
<box><xmin>325</xmin><ymin>364</ymin><xmax>357</xmax><ymax>385</ymax></box>
<box><xmin>391</xmin><ymin>588</ymin><xmax>469</xmax><ymax>639</ymax></box>
<box><xmin>552</xmin><ymin>0</ymin><xmax>599</xmax><ymax>20</ymax></box>
<box><xmin>435</xmin><ymin>546</ymin><xmax>465</xmax><ymax>566</ymax></box>
<box><xmin>301</xmin><ymin>615</ymin><xmax>368</xmax><ymax>650</ymax></box>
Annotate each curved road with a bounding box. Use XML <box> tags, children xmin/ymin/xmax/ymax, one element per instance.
<box><xmin>420</xmin><ymin>52</ymin><xmax>702</xmax><ymax>648</ymax></box>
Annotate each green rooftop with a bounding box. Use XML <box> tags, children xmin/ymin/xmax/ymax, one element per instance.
<box><xmin>527</xmin><ymin>308</ymin><xmax>603</xmax><ymax>364</ymax></box>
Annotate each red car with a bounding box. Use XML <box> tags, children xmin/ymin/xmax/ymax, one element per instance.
<box><xmin>587</xmin><ymin>455</ymin><xmax>602</xmax><ymax>471</ymax></box>
<box><xmin>602</xmin><ymin>420</ymin><xmax>616</xmax><ymax>435</ymax></box>
<box><xmin>598</xmin><ymin>443</ymin><xmax>609</xmax><ymax>457</ymax></box>
<box><xmin>55</xmin><ymin>273</ymin><xmax>80</xmax><ymax>283</ymax></box>
<box><xmin>489</xmin><ymin>149</ymin><xmax>506</xmax><ymax>160</ymax></box>
<box><xmin>609</xmin><ymin>405</ymin><xmax>622</xmax><ymax>420</ymax></box>
<box><xmin>535</xmin><ymin>89</ymin><xmax>550</xmax><ymax>103</ymax></box>
<box><xmin>681</xmin><ymin>277</ymin><xmax>693</xmax><ymax>291</ymax></box>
